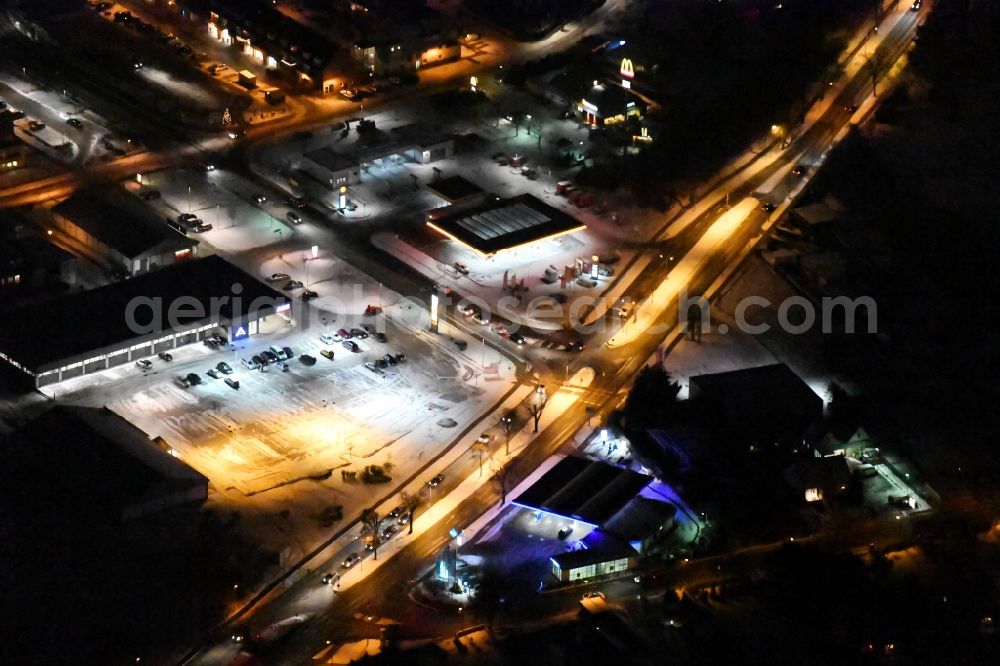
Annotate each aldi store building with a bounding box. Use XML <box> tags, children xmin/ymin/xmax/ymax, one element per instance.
<box><xmin>0</xmin><ymin>256</ymin><xmax>289</xmax><ymax>388</ymax></box>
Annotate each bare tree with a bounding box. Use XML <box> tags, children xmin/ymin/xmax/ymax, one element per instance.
<box><xmin>360</xmin><ymin>507</ymin><xmax>387</xmax><ymax>560</ymax></box>
<box><xmin>471</xmin><ymin>439</ymin><xmax>491</xmax><ymax>477</ymax></box>
<box><xmin>526</xmin><ymin>385</ymin><xmax>548</xmax><ymax>433</ymax></box>
<box><xmin>400</xmin><ymin>491</ymin><xmax>421</xmax><ymax>535</ymax></box>
<box><xmin>863</xmin><ymin>50</ymin><xmax>888</xmax><ymax>97</ymax></box>
<box><xmin>500</xmin><ymin>413</ymin><xmax>514</xmax><ymax>455</ymax></box>
<box><xmin>491</xmin><ymin>458</ymin><xmax>519</xmax><ymax>508</ymax></box>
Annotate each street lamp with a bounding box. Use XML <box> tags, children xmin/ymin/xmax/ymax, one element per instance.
<box><xmin>501</xmin><ymin>414</ymin><xmax>514</xmax><ymax>455</ymax></box>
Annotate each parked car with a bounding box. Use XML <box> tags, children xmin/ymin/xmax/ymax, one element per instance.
<box><xmin>252</xmin><ymin>193</ymin><xmax>267</xmax><ymax>205</ymax></box>
<box><xmin>374</xmin><ymin>332</ymin><xmax>387</xmax><ymax>343</ymax></box>
<box><xmin>383</xmin><ymin>354</ymin><xmax>398</xmax><ymax>366</ymax></box>
<box><xmin>175</xmin><ymin>375</ymin><xmax>191</xmax><ymax>387</ymax></box>
<box><xmin>241</xmin><ymin>357</ymin><xmax>260</xmax><ymax>370</ymax></box>
<box><xmin>381</xmin><ymin>524</ymin><xmax>399</xmax><ymax>539</ymax></box>
<box><xmin>65</xmin><ymin>118</ymin><xmax>84</xmax><ymax>129</ymax></box>
<box><xmin>287</xmin><ymin>196</ymin><xmax>308</xmax><ymax>208</ymax></box>
<box><xmin>299</xmin><ymin>354</ymin><xmax>317</xmax><ymax>365</ymax></box>
<box><xmin>260</xmin><ymin>350</ymin><xmax>278</xmax><ymax>364</ymax></box>
<box><xmin>27</xmin><ymin>119</ymin><xmax>45</xmax><ymax>132</ymax></box>
<box><xmin>320</xmin><ymin>332</ymin><xmax>341</xmax><ymax>344</ymax></box>
<box><xmin>454</xmin><ymin>261</ymin><xmax>469</xmax><ymax>275</ymax></box>
<box><xmin>206</xmin><ymin>368</ymin><xmax>222</xmax><ymax>379</ymax></box>
<box><xmin>178</xmin><ymin>213</ymin><xmax>198</xmax><ymax>223</ymax></box>
<box><xmin>186</xmin><ymin>372</ymin><xmax>202</xmax><ymax>386</ymax></box>
<box><xmin>268</xmin><ymin>272</ymin><xmax>290</xmax><ymax>282</ymax></box>
<box><xmin>225</xmin><ymin>377</ymin><xmax>240</xmax><ymax>390</ymax></box>
<box><xmin>139</xmin><ymin>189</ymin><xmax>161</xmax><ymax>201</ymax></box>
<box><xmin>252</xmin><ymin>354</ymin><xmax>266</xmax><ymax>367</ymax></box>
<box><xmin>191</xmin><ymin>222</ymin><xmax>212</xmax><ymax>233</ymax></box>
<box><xmin>341</xmin><ymin>553</ymin><xmax>362</xmax><ymax>568</ymax></box>
<box><xmin>320</xmin><ymin>349</ymin><xmax>335</xmax><ymax>360</ymax></box>
<box><xmin>428</xmin><ymin>474</ymin><xmax>445</xmax><ymax>487</ymax></box>
<box><xmin>364</xmin><ymin>360</ymin><xmax>381</xmax><ymax>373</ymax></box>
<box><xmin>509</xmin><ymin>332</ymin><xmax>526</xmax><ymax>345</ymax></box>
<box><xmin>216</xmin><ymin>361</ymin><xmax>233</xmax><ymax>374</ymax></box>
<box><xmin>342</xmin><ymin>340</ymin><xmax>360</xmax><ymax>353</ymax></box>
<box><xmin>283</xmin><ymin>280</ymin><xmax>303</xmax><ymax>290</ymax></box>
<box><xmin>350</xmin><ymin>328</ymin><xmax>368</xmax><ymax>339</ymax></box>
<box><xmin>286</xmin><ymin>211</ymin><xmax>302</xmax><ymax>225</ymax></box>
<box><xmin>337</xmin><ymin>328</ymin><xmax>352</xmax><ymax>339</ymax></box>
<box><xmin>136</xmin><ymin>359</ymin><xmax>153</xmax><ymax>370</ymax></box>
<box><xmin>321</xmin><ymin>572</ymin><xmax>339</xmax><ymax>585</ymax></box>
<box><xmin>301</xmin><ymin>290</ymin><xmax>319</xmax><ymax>301</ymax></box>
<box><xmin>158</xmin><ymin>352</ymin><xmax>173</xmax><ymax>361</ymax></box>
<box><xmin>269</xmin><ymin>345</ymin><xmax>288</xmax><ymax>360</ymax></box>
<box><xmin>394</xmin><ymin>353</ymin><xmax>406</xmax><ymax>363</ymax></box>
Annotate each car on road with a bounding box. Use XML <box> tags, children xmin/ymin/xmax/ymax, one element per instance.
<box><xmin>321</xmin><ymin>332</ymin><xmax>341</xmax><ymax>344</ymax></box>
<box><xmin>911</xmin><ymin>0</ymin><xmax>922</xmax><ymax>10</ymax></box>
<box><xmin>136</xmin><ymin>359</ymin><xmax>153</xmax><ymax>370</ymax></box>
<box><xmin>454</xmin><ymin>261</ymin><xmax>469</xmax><ymax>275</ymax></box>
<box><xmin>381</xmin><ymin>524</ymin><xmax>399</xmax><ymax>539</ymax></box>
<box><xmin>364</xmin><ymin>537</ymin><xmax>382</xmax><ymax>552</ymax></box>
<box><xmin>206</xmin><ymin>368</ymin><xmax>222</xmax><ymax>379</ymax></box>
<box><xmin>844</xmin><ymin>103</ymin><xmax>859</xmax><ymax>113</ymax></box>
<box><xmin>387</xmin><ymin>505</ymin><xmax>406</xmax><ymax>519</ymax></box>
<box><xmin>27</xmin><ymin>120</ymin><xmax>45</xmax><ymax>132</ymax></box>
<box><xmin>791</xmin><ymin>164</ymin><xmax>807</xmax><ymax>177</ymax></box>
<box><xmin>342</xmin><ymin>340</ymin><xmax>360</xmax><ymax>353</ymax></box>
<box><xmin>203</xmin><ymin>163</ymin><xmax>216</xmax><ymax>171</ymax></box>
<box><xmin>476</xmin><ymin>432</ymin><xmax>492</xmax><ymax>446</ymax></box>
<box><xmin>374</xmin><ymin>332</ymin><xmax>387</xmax><ymax>343</ymax></box>
<box><xmin>301</xmin><ymin>290</ymin><xmax>319</xmax><ymax>301</ymax></box>
<box><xmin>286</xmin><ymin>211</ymin><xmax>302</xmax><ymax>225</ymax></box>
<box><xmin>761</xmin><ymin>202</ymin><xmax>776</xmax><ymax>213</ymax></box>
<box><xmin>283</xmin><ymin>280</ymin><xmax>303</xmax><ymax>290</ymax></box>
<box><xmin>428</xmin><ymin>473</ymin><xmax>445</xmax><ymax>487</ymax></box>
<box><xmin>473</xmin><ymin>311</ymin><xmax>490</xmax><ymax>325</ymax></box>
<box><xmin>341</xmin><ymin>552</ymin><xmax>362</xmax><ymax>568</ymax></box>
<box><xmin>228</xmin><ymin>129</ymin><xmax>245</xmax><ymax>140</ymax></box>
<box><xmin>217</xmin><ymin>361</ymin><xmax>233</xmax><ymax>374</ymax></box>
<box><xmin>300</xmin><ymin>354</ymin><xmax>317</xmax><ymax>365</ymax></box>
<box><xmin>582</xmin><ymin>591</ymin><xmax>605</xmax><ymax>600</ymax></box>
<box><xmin>287</xmin><ymin>196</ymin><xmax>308</xmax><ymax>208</ymax></box>
<box><xmin>158</xmin><ymin>352</ymin><xmax>173</xmax><ymax>361</ymax></box>
<box><xmin>350</xmin><ymin>327</ymin><xmax>368</xmax><ymax>339</ymax></box>
<box><xmin>252</xmin><ymin>194</ymin><xmax>267</xmax><ymax>205</ymax></box>
<box><xmin>321</xmin><ymin>572</ymin><xmax>339</xmax><ymax>585</ymax></box>
<box><xmin>268</xmin><ymin>272</ymin><xmax>290</xmax><ymax>282</ymax></box>
<box><xmin>509</xmin><ymin>332</ymin><xmax>526</xmax><ymax>345</ymax></box>
<box><xmin>65</xmin><ymin>118</ymin><xmax>84</xmax><ymax>129</ymax></box>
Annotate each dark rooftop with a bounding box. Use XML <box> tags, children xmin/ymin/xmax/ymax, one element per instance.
<box><xmin>0</xmin><ymin>255</ymin><xmax>287</xmax><ymax>372</ymax></box>
<box><xmin>425</xmin><ymin>176</ymin><xmax>484</xmax><ymax>203</ymax></box>
<box><xmin>1</xmin><ymin>405</ymin><xmax>207</xmax><ymax>522</ymax></box>
<box><xmin>513</xmin><ymin>456</ymin><xmax>652</xmax><ymax>526</ymax></box>
<box><xmin>52</xmin><ymin>189</ymin><xmax>195</xmax><ymax>259</ymax></box>
<box><xmin>305</xmin><ymin>146</ymin><xmax>357</xmax><ymax>173</ymax></box>
<box><xmin>427</xmin><ymin>194</ymin><xmax>586</xmax><ymax>256</ymax></box>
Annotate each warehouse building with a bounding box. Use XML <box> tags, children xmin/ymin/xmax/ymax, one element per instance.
<box><xmin>0</xmin><ymin>255</ymin><xmax>289</xmax><ymax>388</ymax></box>
<box><xmin>51</xmin><ymin>189</ymin><xmax>198</xmax><ymax>276</ymax></box>
<box><xmin>2</xmin><ymin>405</ymin><xmax>208</xmax><ymax>523</ymax></box>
